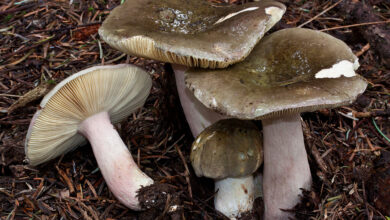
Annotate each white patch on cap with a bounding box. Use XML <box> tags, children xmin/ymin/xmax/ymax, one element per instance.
<box><xmin>265</xmin><ymin>6</ymin><xmax>282</xmax><ymax>16</ymax></box>
<box><xmin>214</xmin><ymin>7</ymin><xmax>259</xmax><ymax>25</ymax></box>
<box><xmin>315</xmin><ymin>60</ymin><xmax>359</xmax><ymax>79</ymax></box>
<box><xmin>264</xmin><ymin>6</ymin><xmax>285</xmax><ymax>32</ymax></box>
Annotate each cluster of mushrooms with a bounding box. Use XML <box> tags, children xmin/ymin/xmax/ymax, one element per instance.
<box><xmin>25</xmin><ymin>0</ymin><xmax>368</xmax><ymax>219</ymax></box>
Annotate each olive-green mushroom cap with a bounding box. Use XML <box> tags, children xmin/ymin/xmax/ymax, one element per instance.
<box><xmin>99</xmin><ymin>0</ymin><xmax>286</xmax><ymax>69</ymax></box>
<box><xmin>25</xmin><ymin>65</ymin><xmax>152</xmax><ymax>166</ymax></box>
<box><xmin>185</xmin><ymin>28</ymin><xmax>368</xmax><ymax>119</ymax></box>
<box><xmin>191</xmin><ymin>119</ymin><xmax>263</xmax><ymax>179</ymax></box>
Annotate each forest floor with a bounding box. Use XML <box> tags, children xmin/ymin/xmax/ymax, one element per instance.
<box><xmin>0</xmin><ymin>0</ymin><xmax>389</xmax><ymax>219</ymax></box>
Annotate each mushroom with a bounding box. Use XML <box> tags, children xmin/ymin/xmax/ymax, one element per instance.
<box><xmin>99</xmin><ymin>0</ymin><xmax>286</xmax><ymax>69</ymax></box>
<box><xmin>98</xmin><ymin>0</ymin><xmax>285</xmax><ymax>214</ymax></box>
<box><xmin>191</xmin><ymin>119</ymin><xmax>263</xmax><ymax>219</ymax></box>
<box><xmin>25</xmin><ymin>64</ymin><xmax>154</xmax><ymax>210</ymax></box>
<box><xmin>184</xmin><ymin>28</ymin><xmax>368</xmax><ymax>219</ymax></box>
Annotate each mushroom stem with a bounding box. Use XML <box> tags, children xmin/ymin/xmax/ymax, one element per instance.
<box><xmin>214</xmin><ymin>176</ymin><xmax>255</xmax><ymax>219</ymax></box>
<box><xmin>262</xmin><ymin>113</ymin><xmax>311</xmax><ymax>219</ymax></box>
<box><xmin>173</xmin><ymin>64</ymin><xmax>225</xmax><ymax>137</ymax></box>
<box><xmin>78</xmin><ymin>111</ymin><xmax>153</xmax><ymax>210</ymax></box>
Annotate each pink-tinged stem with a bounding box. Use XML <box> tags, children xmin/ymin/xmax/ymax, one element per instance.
<box><xmin>173</xmin><ymin>64</ymin><xmax>225</xmax><ymax>137</ymax></box>
<box><xmin>78</xmin><ymin>111</ymin><xmax>153</xmax><ymax>210</ymax></box>
<box><xmin>262</xmin><ymin>113</ymin><xmax>312</xmax><ymax>219</ymax></box>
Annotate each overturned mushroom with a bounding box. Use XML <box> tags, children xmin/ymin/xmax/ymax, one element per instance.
<box><xmin>185</xmin><ymin>28</ymin><xmax>368</xmax><ymax>219</ymax></box>
<box><xmin>191</xmin><ymin>119</ymin><xmax>263</xmax><ymax>219</ymax></box>
<box><xmin>25</xmin><ymin>64</ymin><xmax>153</xmax><ymax>210</ymax></box>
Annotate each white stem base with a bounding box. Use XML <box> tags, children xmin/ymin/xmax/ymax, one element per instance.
<box><xmin>173</xmin><ymin>64</ymin><xmax>226</xmax><ymax>137</ymax></box>
<box><xmin>215</xmin><ymin>176</ymin><xmax>255</xmax><ymax>219</ymax></box>
<box><xmin>262</xmin><ymin>114</ymin><xmax>311</xmax><ymax>219</ymax></box>
<box><xmin>78</xmin><ymin>112</ymin><xmax>153</xmax><ymax>210</ymax></box>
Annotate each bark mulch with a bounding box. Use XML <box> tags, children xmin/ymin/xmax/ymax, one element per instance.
<box><xmin>0</xmin><ymin>0</ymin><xmax>389</xmax><ymax>219</ymax></box>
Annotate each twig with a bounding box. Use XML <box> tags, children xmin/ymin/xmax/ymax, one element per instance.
<box><xmin>0</xmin><ymin>31</ymin><xmax>66</xmax><ymax>61</ymax></box>
<box><xmin>174</xmin><ymin>145</ymin><xmax>192</xmax><ymax>199</ymax></box>
<box><xmin>298</xmin><ymin>0</ymin><xmax>343</xmax><ymax>28</ymax></box>
<box><xmin>362</xmin><ymin>181</ymin><xmax>373</xmax><ymax>220</ymax></box>
<box><xmin>0</xmin><ymin>49</ymin><xmax>34</xmax><ymax>70</ymax></box>
<box><xmin>347</xmin><ymin>118</ymin><xmax>367</xmax><ymax>143</ymax></box>
<box><xmin>311</xmin><ymin>143</ymin><xmax>329</xmax><ymax>173</ymax></box>
<box><xmin>355</xmin><ymin>43</ymin><xmax>370</xmax><ymax>57</ymax></box>
<box><xmin>0</xmin><ymin>119</ymin><xmax>31</xmax><ymax>125</ymax></box>
<box><xmin>157</xmin><ymin>134</ymin><xmax>185</xmax><ymax>162</ymax></box>
<box><xmin>0</xmin><ymin>2</ymin><xmax>37</xmax><ymax>16</ymax></box>
<box><xmin>56</xmin><ymin>165</ymin><xmax>75</xmax><ymax>194</ymax></box>
<box><xmin>7</xmin><ymin>80</ymin><xmax>52</xmax><ymax>114</ymax></box>
<box><xmin>353</xmin><ymin>109</ymin><xmax>390</xmax><ymax>118</ymax></box>
<box><xmin>320</xmin><ymin>20</ymin><xmax>390</xmax><ymax>32</ymax></box>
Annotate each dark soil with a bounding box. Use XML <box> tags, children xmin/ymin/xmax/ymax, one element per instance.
<box><xmin>0</xmin><ymin>0</ymin><xmax>389</xmax><ymax>219</ymax></box>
